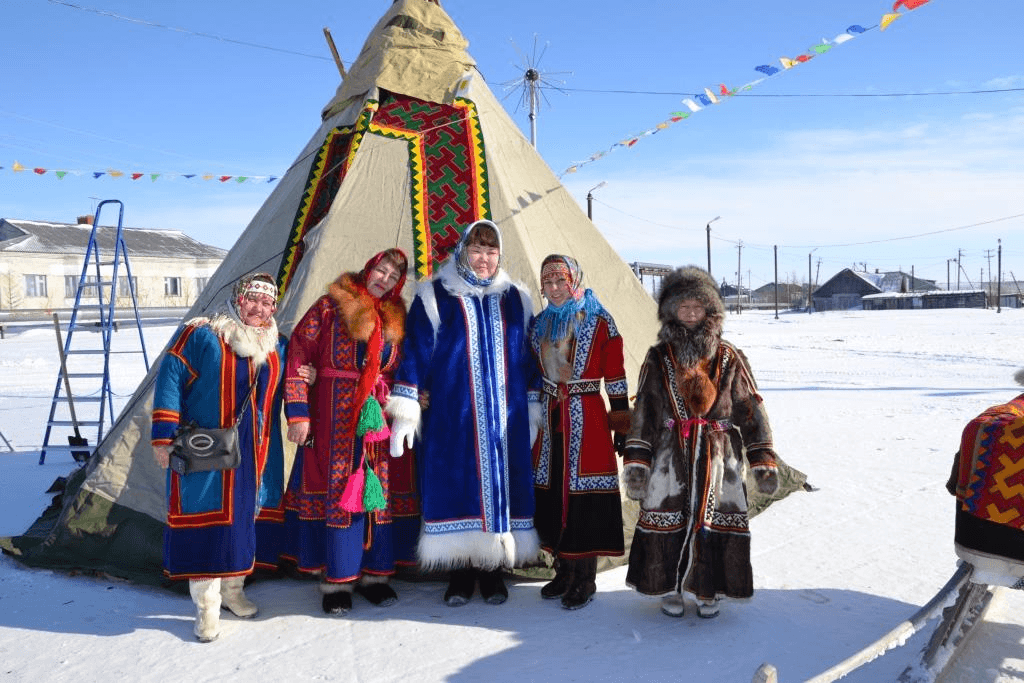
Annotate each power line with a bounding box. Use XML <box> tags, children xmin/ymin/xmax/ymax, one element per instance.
<box><xmin>46</xmin><ymin>0</ymin><xmax>332</xmax><ymax>62</ymax></box>
<box><xmin>558</xmin><ymin>86</ymin><xmax>1024</xmax><ymax>98</ymax></box>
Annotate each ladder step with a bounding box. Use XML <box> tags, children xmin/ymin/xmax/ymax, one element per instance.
<box><xmin>54</xmin><ymin>396</ymin><xmax>103</xmax><ymax>403</ymax></box>
<box><xmin>66</xmin><ymin>349</ymin><xmax>108</xmax><ymax>355</ymax></box>
<box><xmin>66</xmin><ymin>372</ymin><xmax>106</xmax><ymax>378</ymax></box>
<box><xmin>48</xmin><ymin>420</ymin><xmax>102</xmax><ymax>427</ymax></box>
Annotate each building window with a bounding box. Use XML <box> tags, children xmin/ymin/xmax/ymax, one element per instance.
<box><xmin>196</xmin><ymin>277</ymin><xmax>210</xmax><ymax>294</ymax></box>
<box><xmin>164</xmin><ymin>277</ymin><xmax>181</xmax><ymax>296</ymax></box>
<box><xmin>117</xmin><ymin>276</ymin><xmax>138</xmax><ymax>298</ymax></box>
<box><xmin>64</xmin><ymin>275</ymin><xmax>99</xmax><ymax>298</ymax></box>
<box><xmin>24</xmin><ymin>274</ymin><xmax>47</xmax><ymax>298</ymax></box>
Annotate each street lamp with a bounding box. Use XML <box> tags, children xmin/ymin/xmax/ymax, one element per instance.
<box><xmin>586</xmin><ymin>181</ymin><xmax>607</xmax><ymax>220</ymax></box>
<box><xmin>706</xmin><ymin>216</ymin><xmax>720</xmax><ymax>276</ymax></box>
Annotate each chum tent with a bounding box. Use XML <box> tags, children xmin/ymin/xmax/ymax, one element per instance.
<box><xmin>2</xmin><ymin>0</ymin><xmax>805</xmax><ymax>584</ymax></box>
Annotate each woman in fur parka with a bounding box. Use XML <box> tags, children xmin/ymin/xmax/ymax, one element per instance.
<box><xmin>622</xmin><ymin>266</ymin><xmax>779</xmax><ymax>619</ymax></box>
<box><xmin>281</xmin><ymin>249</ymin><xmax>409</xmax><ymax>616</ymax></box>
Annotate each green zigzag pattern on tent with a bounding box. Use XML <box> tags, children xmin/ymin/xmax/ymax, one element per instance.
<box><xmin>277</xmin><ymin>90</ymin><xmax>489</xmax><ymax>294</ymax></box>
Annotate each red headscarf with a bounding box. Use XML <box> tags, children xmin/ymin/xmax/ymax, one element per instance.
<box><xmin>349</xmin><ymin>248</ymin><xmax>408</xmax><ymax>438</ymax></box>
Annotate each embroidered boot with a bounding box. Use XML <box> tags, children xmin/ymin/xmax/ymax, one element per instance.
<box><xmin>189</xmin><ymin>578</ymin><xmax>222</xmax><ymax>642</ymax></box>
<box><xmin>320</xmin><ymin>582</ymin><xmax>354</xmax><ymax>615</ymax></box>
<box><xmin>540</xmin><ymin>558</ymin><xmax>573</xmax><ymax>600</ymax></box>
<box><xmin>356</xmin><ymin>574</ymin><xmax>398</xmax><ymax>607</ymax></box>
<box><xmin>560</xmin><ymin>557</ymin><xmax>597</xmax><ymax>610</ymax></box>
<box><xmin>220</xmin><ymin>575</ymin><xmax>258</xmax><ymax>618</ymax></box>
<box><xmin>444</xmin><ymin>568</ymin><xmax>476</xmax><ymax>607</ymax></box>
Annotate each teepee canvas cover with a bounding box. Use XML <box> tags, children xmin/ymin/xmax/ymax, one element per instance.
<box><xmin>2</xmin><ymin>0</ymin><xmax>803</xmax><ymax>583</ymax></box>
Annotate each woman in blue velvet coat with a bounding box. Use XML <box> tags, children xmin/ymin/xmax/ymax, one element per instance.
<box><xmin>388</xmin><ymin>220</ymin><xmax>542</xmax><ymax>606</ymax></box>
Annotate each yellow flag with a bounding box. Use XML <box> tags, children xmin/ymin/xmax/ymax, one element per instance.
<box><xmin>880</xmin><ymin>12</ymin><xmax>901</xmax><ymax>30</ymax></box>
<box><xmin>12</xmin><ymin>161</ymin><xmax>25</xmax><ymax>172</ymax></box>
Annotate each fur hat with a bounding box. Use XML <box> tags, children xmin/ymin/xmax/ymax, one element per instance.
<box><xmin>657</xmin><ymin>266</ymin><xmax>724</xmax><ymax>325</ymax></box>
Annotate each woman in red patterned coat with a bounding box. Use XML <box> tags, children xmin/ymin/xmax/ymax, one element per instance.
<box><xmin>282</xmin><ymin>249</ymin><xmax>409</xmax><ymax>615</ymax></box>
<box><xmin>530</xmin><ymin>255</ymin><xmax>630</xmax><ymax>610</ymax></box>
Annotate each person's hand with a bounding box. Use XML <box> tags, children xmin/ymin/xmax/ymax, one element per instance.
<box><xmin>418</xmin><ymin>390</ymin><xmax>430</xmax><ymax>411</ymax></box>
<box><xmin>613</xmin><ymin>432</ymin><xmax>627</xmax><ymax>456</ymax></box>
<box><xmin>754</xmin><ymin>468</ymin><xmax>778</xmax><ymax>495</ymax></box>
<box><xmin>297</xmin><ymin>364</ymin><xmax>317</xmax><ymax>385</ymax></box>
<box><xmin>287</xmin><ymin>422</ymin><xmax>311</xmax><ymax>445</ymax></box>
<box><xmin>390</xmin><ymin>421</ymin><xmax>415</xmax><ymax>458</ymax></box>
<box><xmin>623</xmin><ymin>465</ymin><xmax>648</xmax><ymax>500</ymax></box>
<box><xmin>153</xmin><ymin>444</ymin><xmax>171</xmax><ymax>469</ymax></box>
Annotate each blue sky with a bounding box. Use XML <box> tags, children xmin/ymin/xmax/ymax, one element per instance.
<box><xmin>3</xmin><ymin>0</ymin><xmax>1022</xmax><ymax>290</ymax></box>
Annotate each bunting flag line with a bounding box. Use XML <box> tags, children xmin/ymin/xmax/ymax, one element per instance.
<box><xmin>4</xmin><ymin>160</ymin><xmax>279</xmax><ymax>185</ymax></box>
<box><xmin>561</xmin><ymin>0</ymin><xmax>933</xmax><ymax>177</ymax></box>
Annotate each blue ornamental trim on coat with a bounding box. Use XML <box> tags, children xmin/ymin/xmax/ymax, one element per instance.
<box><xmin>392</xmin><ymin>382</ymin><xmax>418</xmax><ymax>401</ymax></box>
<box><xmin>424</xmin><ymin>516</ymin><xmax>535</xmax><ymax>535</ymax></box>
<box><xmin>606</xmin><ymin>378</ymin><xmax>628</xmax><ymax>397</ymax></box>
<box><xmin>461</xmin><ymin>293</ymin><xmax>513</xmax><ymax>534</ymax></box>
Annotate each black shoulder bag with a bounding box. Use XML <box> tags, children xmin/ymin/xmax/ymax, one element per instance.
<box><xmin>169</xmin><ymin>382</ymin><xmax>257</xmax><ymax>475</ymax></box>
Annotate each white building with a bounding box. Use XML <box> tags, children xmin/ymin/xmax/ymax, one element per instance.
<box><xmin>0</xmin><ymin>216</ymin><xmax>226</xmax><ymax>314</ymax></box>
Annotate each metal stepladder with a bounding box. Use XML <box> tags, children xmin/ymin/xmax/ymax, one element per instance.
<box><xmin>40</xmin><ymin>200</ymin><xmax>151</xmax><ymax>464</ymax></box>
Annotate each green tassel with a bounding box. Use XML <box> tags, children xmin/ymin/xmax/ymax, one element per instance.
<box><xmin>362</xmin><ymin>465</ymin><xmax>387</xmax><ymax>512</ymax></box>
<box><xmin>355</xmin><ymin>395</ymin><xmax>386</xmax><ymax>437</ymax></box>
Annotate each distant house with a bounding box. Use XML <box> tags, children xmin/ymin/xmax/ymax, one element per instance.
<box><xmin>751</xmin><ymin>282</ymin><xmax>806</xmax><ymax>307</ymax></box>
<box><xmin>0</xmin><ymin>217</ymin><xmax>226</xmax><ymax>313</ymax></box>
<box><xmin>862</xmin><ymin>289</ymin><xmax>986</xmax><ymax>310</ymax></box>
<box><xmin>812</xmin><ymin>268</ymin><xmax>940</xmax><ymax>311</ymax></box>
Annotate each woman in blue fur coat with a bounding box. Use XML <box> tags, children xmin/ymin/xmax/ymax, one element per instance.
<box><xmin>152</xmin><ymin>272</ymin><xmax>286</xmax><ymax>642</ymax></box>
<box><xmin>388</xmin><ymin>220</ymin><xmax>543</xmax><ymax>606</ymax></box>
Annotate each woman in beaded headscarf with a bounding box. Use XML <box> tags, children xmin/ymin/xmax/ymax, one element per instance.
<box><xmin>152</xmin><ymin>272</ymin><xmax>288</xmax><ymax>642</ymax></box>
<box><xmin>529</xmin><ymin>255</ymin><xmax>630</xmax><ymax>610</ymax></box>
<box><xmin>280</xmin><ymin>248</ymin><xmax>410</xmax><ymax>616</ymax></box>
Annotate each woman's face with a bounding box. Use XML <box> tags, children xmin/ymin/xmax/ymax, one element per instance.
<box><xmin>542</xmin><ymin>273</ymin><xmax>572</xmax><ymax>307</ymax></box>
<box><xmin>238</xmin><ymin>293</ymin><xmax>276</xmax><ymax>327</ymax></box>
<box><xmin>366</xmin><ymin>260</ymin><xmax>402</xmax><ymax>299</ymax></box>
<box><xmin>675</xmin><ymin>298</ymin><xmax>706</xmax><ymax>329</ymax></box>
<box><xmin>466</xmin><ymin>243</ymin><xmax>500</xmax><ymax>279</ymax></box>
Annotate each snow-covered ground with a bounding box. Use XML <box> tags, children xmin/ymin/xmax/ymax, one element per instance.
<box><xmin>1</xmin><ymin>308</ymin><xmax>1022</xmax><ymax>682</ymax></box>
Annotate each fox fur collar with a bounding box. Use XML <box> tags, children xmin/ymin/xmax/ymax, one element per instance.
<box><xmin>327</xmin><ymin>273</ymin><xmax>406</xmax><ymax>344</ymax></box>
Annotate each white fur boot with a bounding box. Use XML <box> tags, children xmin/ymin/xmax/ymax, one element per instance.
<box><xmin>220</xmin><ymin>575</ymin><xmax>258</xmax><ymax>618</ymax></box>
<box><xmin>190</xmin><ymin>578</ymin><xmax>222</xmax><ymax>642</ymax></box>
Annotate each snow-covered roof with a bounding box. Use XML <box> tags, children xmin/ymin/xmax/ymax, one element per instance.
<box><xmin>0</xmin><ymin>218</ymin><xmax>226</xmax><ymax>259</ymax></box>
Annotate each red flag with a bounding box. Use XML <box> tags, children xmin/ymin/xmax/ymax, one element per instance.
<box><xmin>893</xmin><ymin>0</ymin><xmax>930</xmax><ymax>10</ymax></box>
<box><xmin>131</xmin><ymin>173</ymin><xmax>143</xmax><ymax>180</ymax></box>
<box><xmin>33</xmin><ymin>168</ymin><xmax>47</xmax><ymax>175</ymax></box>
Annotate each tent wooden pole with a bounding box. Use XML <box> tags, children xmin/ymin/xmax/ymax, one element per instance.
<box><xmin>323</xmin><ymin>27</ymin><xmax>346</xmax><ymax>80</ymax></box>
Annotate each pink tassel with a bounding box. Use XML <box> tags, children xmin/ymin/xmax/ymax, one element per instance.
<box><xmin>340</xmin><ymin>466</ymin><xmax>366</xmax><ymax>512</ymax></box>
<box><xmin>362</xmin><ymin>423</ymin><xmax>391</xmax><ymax>443</ymax></box>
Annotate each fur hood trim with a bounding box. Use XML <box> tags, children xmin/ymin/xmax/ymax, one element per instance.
<box><xmin>657</xmin><ymin>266</ymin><xmax>724</xmax><ymax>325</ymax></box>
<box><xmin>327</xmin><ymin>273</ymin><xmax>406</xmax><ymax>344</ymax></box>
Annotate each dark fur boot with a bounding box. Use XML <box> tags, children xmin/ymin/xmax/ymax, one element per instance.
<box><xmin>540</xmin><ymin>558</ymin><xmax>573</xmax><ymax>600</ymax></box>
<box><xmin>560</xmin><ymin>557</ymin><xmax>597</xmax><ymax>610</ymax></box>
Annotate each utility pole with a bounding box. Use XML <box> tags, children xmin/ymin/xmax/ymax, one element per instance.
<box><xmin>946</xmin><ymin>259</ymin><xmax>953</xmax><ymax>290</ymax></box>
<box><xmin>736</xmin><ymin>240</ymin><xmax>742</xmax><ymax>315</ymax></box>
<box><xmin>774</xmin><ymin>245</ymin><xmax>779</xmax><ymax>320</ymax></box>
<box><xmin>706</xmin><ymin>216</ymin><xmax>720</xmax><ymax>277</ymax></box>
<box><xmin>997</xmin><ymin>239</ymin><xmax>1002</xmax><ymax>313</ymax></box>
<box><xmin>586</xmin><ymin>181</ymin><xmax>606</xmax><ymax>221</ymax></box>
<box><xmin>957</xmin><ymin>249</ymin><xmax>963</xmax><ymax>290</ymax></box>
<box><xmin>807</xmin><ymin>252</ymin><xmax>813</xmax><ymax>314</ymax></box>
<box><xmin>984</xmin><ymin>248</ymin><xmax>994</xmax><ymax>285</ymax></box>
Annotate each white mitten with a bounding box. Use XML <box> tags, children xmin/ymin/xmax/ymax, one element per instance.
<box><xmin>390</xmin><ymin>421</ymin><xmax>415</xmax><ymax>458</ymax></box>
<box><xmin>528</xmin><ymin>402</ymin><xmax>543</xmax><ymax>447</ymax></box>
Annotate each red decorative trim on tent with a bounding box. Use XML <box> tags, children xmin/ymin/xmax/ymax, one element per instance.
<box><xmin>277</xmin><ymin>91</ymin><xmax>489</xmax><ymax>294</ymax></box>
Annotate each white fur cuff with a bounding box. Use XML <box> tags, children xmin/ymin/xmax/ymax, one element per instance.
<box><xmin>385</xmin><ymin>394</ymin><xmax>421</xmax><ymax>429</ymax></box>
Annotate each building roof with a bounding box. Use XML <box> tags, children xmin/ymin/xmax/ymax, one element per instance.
<box><xmin>0</xmin><ymin>219</ymin><xmax>227</xmax><ymax>260</ymax></box>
